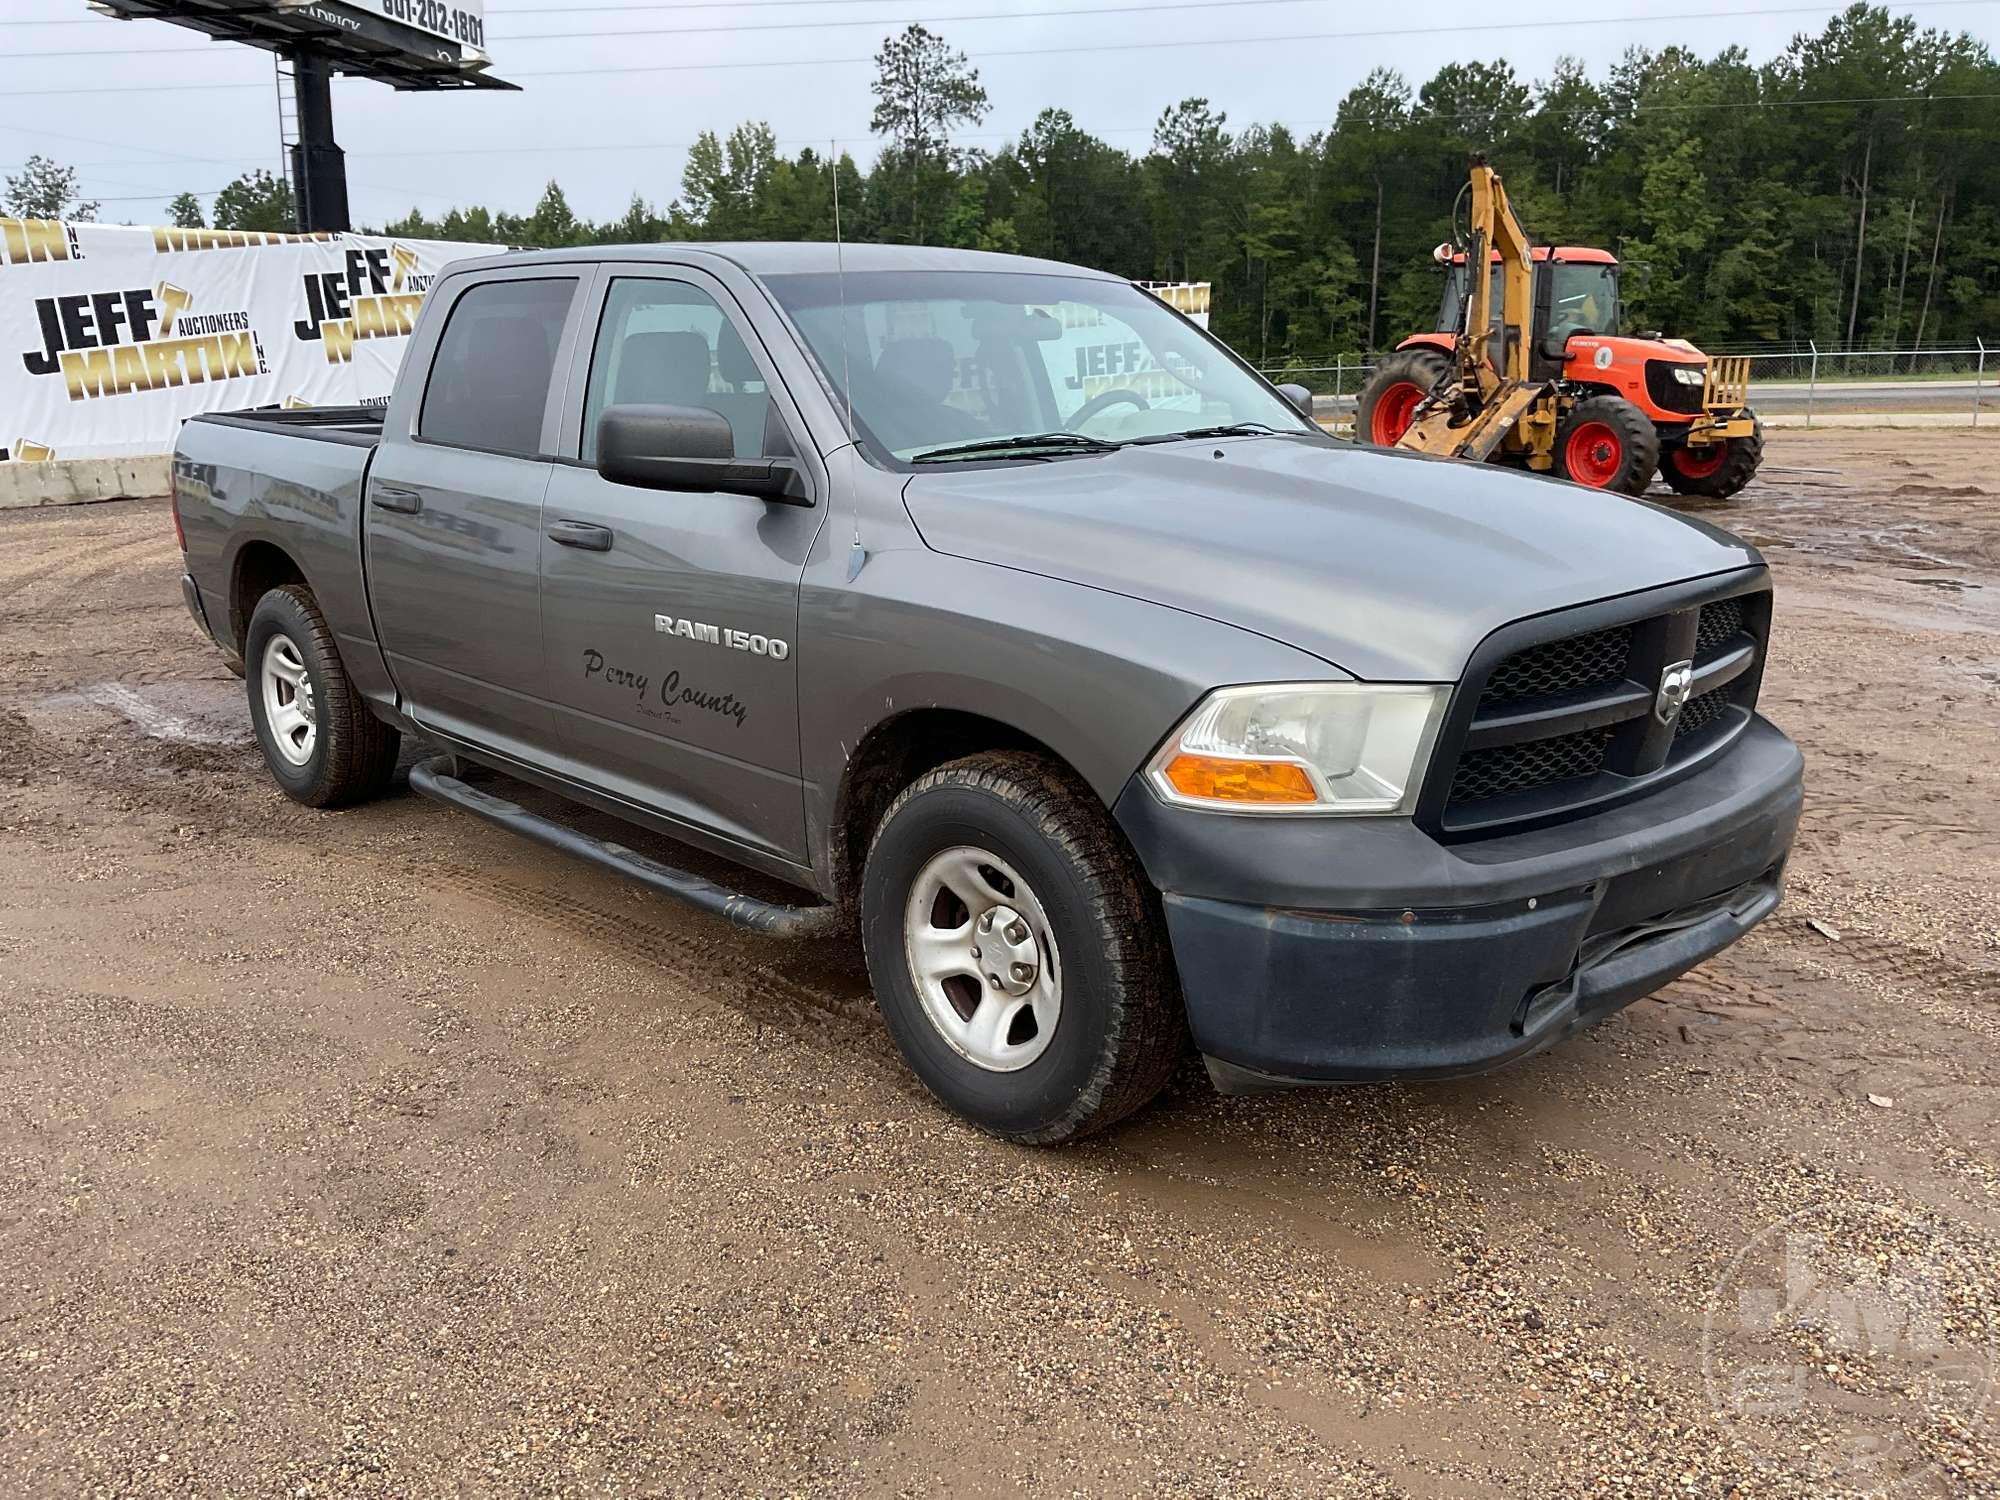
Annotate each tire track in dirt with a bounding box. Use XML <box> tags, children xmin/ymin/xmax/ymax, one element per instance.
<box><xmin>410</xmin><ymin>854</ymin><xmax>921</xmax><ymax>1098</ymax></box>
<box><xmin>1798</xmin><ymin>798</ymin><xmax>1999</xmax><ymax>860</ymax></box>
<box><xmin>1657</xmin><ymin>937</ymin><xmax>2000</xmax><ymax>1123</ymax></box>
<box><xmin>0</xmin><ymin>529</ymin><xmax>171</xmax><ymax>619</ymax></box>
<box><xmin>1801</xmin><ymin>931</ymin><xmax>2000</xmax><ymax>1004</ymax></box>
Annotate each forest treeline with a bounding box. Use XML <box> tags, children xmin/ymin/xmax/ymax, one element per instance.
<box><xmin>186</xmin><ymin>5</ymin><xmax>2000</xmax><ymax>364</ymax></box>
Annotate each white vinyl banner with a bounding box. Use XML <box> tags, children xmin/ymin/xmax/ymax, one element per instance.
<box><xmin>2</xmin><ymin>218</ymin><xmax>503</xmax><ymax>463</ymax></box>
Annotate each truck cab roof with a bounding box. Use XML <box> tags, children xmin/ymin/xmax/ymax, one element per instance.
<box><xmin>457</xmin><ymin>241</ymin><xmax>1127</xmax><ymax>282</ymax></box>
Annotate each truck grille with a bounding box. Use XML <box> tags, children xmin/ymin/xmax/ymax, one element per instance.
<box><xmin>1449</xmin><ymin>726</ymin><xmax>1611</xmax><ymax>804</ymax></box>
<box><xmin>1480</xmin><ymin>625</ymin><xmax>1631</xmax><ymax>704</ymax></box>
<box><xmin>1694</xmin><ymin>596</ymin><xmax>1747</xmax><ymax>656</ymax></box>
<box><xmin>1673</xmin><ymin>686</ymin><xmax>1733</xmax><ymax>740</ymax></box>
<box><xmin>1428</xmin><ymin>581</ymin><xmax>1770</xmax><ymax>836</ymax></box>
<box><xmin>1644</xmin><ymin>359</ymin><xmax>1707</xmax><ymax>416</ymax></box>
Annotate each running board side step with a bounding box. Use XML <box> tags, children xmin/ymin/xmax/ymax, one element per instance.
<box><xmin>408</xmin><ymin>756</ymin><xmax>844</xmax><ymax>939</ymax></box>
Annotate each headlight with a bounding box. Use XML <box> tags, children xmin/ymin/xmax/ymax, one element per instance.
<box><xmin>1147</xmin><ymin>683</ymin><xmax>1448</xmax><ymax>815</ymax></box>
<box><xmin>1672</xmin><ymin>365</ymin><xmax>1705</xmax><ymax>386</ymax></box>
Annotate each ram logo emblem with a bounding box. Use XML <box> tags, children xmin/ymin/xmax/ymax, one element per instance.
<box><xmin>1655</xmin><ymin>659</ymin><xmax>1695</xmax><ymax>725</ymax></box>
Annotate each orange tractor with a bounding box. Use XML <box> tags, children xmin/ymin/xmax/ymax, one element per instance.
<box><xmin>1356</xmin><ymin>160</ymin><xmax>1763</xmax><ymax>498</ymax></box>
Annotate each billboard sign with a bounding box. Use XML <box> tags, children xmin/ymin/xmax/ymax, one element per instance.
<box><xmin>2</xmin><ymin>218</ymin><xmax>504</xmax><ymax>462</ymax></box>
<box><xmin>277</xmin><ymin>0</ymin><xmax>487</xmax><ymax>64</ymax></box>
<box><xmin>85</xmin><ymin>1</ymin><xmax>510</xmax><ymax>88</ymax></box>
<box><xmin>362</xmin><ymin>0</ymin><xmax>487</xmax><ymax>55</ymax></box>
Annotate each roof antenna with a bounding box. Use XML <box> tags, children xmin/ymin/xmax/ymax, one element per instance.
<box><xmin>830</xmin><ymin>141</ymin><xmax>857</xmax><ymax>446</ymax></box>
<box><xmin>832</xmin><ymin>141</ymin><xmax>868</xmax><ymax>582</ymax></box>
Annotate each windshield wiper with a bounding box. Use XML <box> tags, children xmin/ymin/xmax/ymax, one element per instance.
<box><xmin>909</xmin><ymin>431</ymin><xmax>1124</xmax><ymax>463</ymax></box>
<box><xmin>1133</xmin><ymin>421</ymin><xmax>1285</xmax><ymax>444</ymax></box>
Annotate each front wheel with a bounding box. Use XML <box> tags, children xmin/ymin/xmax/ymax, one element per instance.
<box><xmin>859</xmin><ymin>752</ymin><xmax>1184</xmax><ymax>1143</ymax></box>
<box><xmin>1555</xmin><ymin>394</ymin><xmax>1661</xmax><ymax>497</ymax></box>
<box><xmin>1660</xmin><ymin>416</ymin><xmax>1764</xmax><ymax>499</ymax></box>
<box><xmin>1354</xmin><ymin>349</ymin><xmax>1452</xmax><ymax>447</ymax></box>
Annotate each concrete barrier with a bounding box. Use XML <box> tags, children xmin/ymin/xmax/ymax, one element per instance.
<box><xmin>0</xmin><ymin>456</ymin><xmax>171</xmax><ymax>509</ymax></box>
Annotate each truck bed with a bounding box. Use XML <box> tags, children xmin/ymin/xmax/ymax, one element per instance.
<box><xmin>175</xmin><ymin>404</ymin><xmax>386</xmax><ymax>677</ymax></box>
<box><xmin>190</xmin><ymin>405</ymin><xmax>386</xmax><ymax>449</ymax></box>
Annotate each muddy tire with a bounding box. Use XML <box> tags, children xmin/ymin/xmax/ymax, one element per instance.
<box><xmin>244</xmin><ymin>584</ymin><xmax>400</xmax><ymax>809</ymax></box>
<box><xmin>1355</xmin><ymin>349</ymin><xmax>1453</xmax><ymax>447</ymax></box>
<box><xmin>859</xmin><ymin>751</ymin><xmax>1184</xmax><ymax>1144</ymax></box>
<box><xmin>1660</xmin><ymin>416</ymin><xmax>1764</xmax><ymax>499</ymax></box>
<box><xmin>1555</xmin><ymin>394</ymin><xmax>1661</xmax><ymax>496</ymax></box>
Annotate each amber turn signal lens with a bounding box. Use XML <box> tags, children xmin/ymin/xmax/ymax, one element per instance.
<box><xmin>1160</xmin><ymin>753</ymin><xmax>1318</xmax><ymax>805</ymax></box>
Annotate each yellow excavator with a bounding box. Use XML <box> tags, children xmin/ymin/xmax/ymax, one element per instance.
<box><xmin>1356</xmin><ymin>157</ymin><xmax>1763</xmax><ymax>498</ymax></box>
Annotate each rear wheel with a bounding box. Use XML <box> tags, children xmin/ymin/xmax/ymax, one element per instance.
<box><xmin>1660</xmin><ymin>416</ymin><xmax>1764</xmax><ymax>499</ymax></box>
<box><xmin>245</xmin><ymin>585</ymin><xmax>400</xmax><ymax>808</ymax></box>
<box><xmin>859</xmin><ymin>752</ymin><xmax>1184</xmax><ymax>1143</ymax></box>
<box><xmin>1555</xmin><ymin>394</ymin><xmax>1661</xmax><ymax>497</ymax></box>
<box><xmin>1355</xmin><ymin>350</ymin><xmax>1452</xmax><ymax>447</ymax></box>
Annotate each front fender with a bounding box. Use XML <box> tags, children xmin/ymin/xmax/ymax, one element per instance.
<box><xmin>798</xmin><ymin>548</ymin><xmax>1340</xmax><ymax>869</ymax></box>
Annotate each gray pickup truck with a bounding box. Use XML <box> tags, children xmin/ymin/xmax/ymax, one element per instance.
<box><xmin>172</xmin><ymin>243</ymin><xmax>1802</xmax><ymax>1141</ymax></box>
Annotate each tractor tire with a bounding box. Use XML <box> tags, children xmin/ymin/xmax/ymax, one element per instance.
<box><xmin>1555</xmin><ymin>394</ymin><xmax>1661</xmax><ymax>497</ymax></box>
<box><xmin>1660</xmin><ymin>416</ymin><xmax>1764</xmax><ymax>499</ymax></box>
<box><xmin>1354</xmin><ymin>350</ymin><xmax>1452</xmax><ymax>447</ymax></box>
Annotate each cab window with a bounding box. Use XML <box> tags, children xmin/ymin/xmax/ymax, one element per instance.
<box><xmin>581</xmin><ymin>278</ymin><xmax>775</xmax><ymax>462</ymax></box>
<box><xmin>419</xmin><ymin>277</ymin><xmax>576</xmax><ymax>456</ymax></box>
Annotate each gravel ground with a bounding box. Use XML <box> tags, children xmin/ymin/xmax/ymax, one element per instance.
<box><xmin>1</xmin><ymin>429</ymin><xmax>1996</xmax><ymax>1497</ymax></box>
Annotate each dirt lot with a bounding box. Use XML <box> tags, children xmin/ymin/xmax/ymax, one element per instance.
<box><xmin>2</xmin><ymin>429</ymin><xmax>1996</xmax><ymax>1497</ymax></box>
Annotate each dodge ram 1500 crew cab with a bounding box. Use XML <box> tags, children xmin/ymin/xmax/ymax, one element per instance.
<box><xmin>172</xmin><ymin>243</ymin><xmax>1802</xmax><ymax>1142</ymax></box>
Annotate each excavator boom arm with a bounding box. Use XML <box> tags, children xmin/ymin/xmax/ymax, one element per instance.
<box><xmin>1461</xmin><ymin>161</ymin><xmax>1535</xmax><ymax>387</ymax></box>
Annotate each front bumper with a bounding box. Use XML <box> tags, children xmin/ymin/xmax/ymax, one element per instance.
<box><xmin>1682</xmin><ymin>411</ymin><xmax>1758</xmax><ymax>447</ymax></box>
<box><xmin>1114</xmin><ymin>715</ymin><xmax>1803</xmax><ymax>1088</ymax></box>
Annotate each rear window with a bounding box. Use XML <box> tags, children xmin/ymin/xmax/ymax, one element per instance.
<box><xmin>419</xmin><ymin>278</ymin><xmax>576</xmax><ymax>456</ymax></box>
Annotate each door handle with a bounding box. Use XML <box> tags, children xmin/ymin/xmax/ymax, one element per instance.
<box><xmin>546</xmin><ymin>520</ymin><xmax>614</xmax><ymax>552</ymax></box>
<box><xmin>371</xmin><ymin>486</ymin><xmax>423</xmax><ymax>514</ymax></box>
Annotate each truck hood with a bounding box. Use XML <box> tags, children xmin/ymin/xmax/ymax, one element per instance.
<box><xmin>901</xmin><ymin>436</ymin><xmax>1760</xmax><ymax>681</ymax></box>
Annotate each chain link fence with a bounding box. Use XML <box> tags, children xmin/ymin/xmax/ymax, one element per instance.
<box><xmin>1257</xmin><ymin>340</ymin><xmax>1994</xmax><ymax>427</ymax></box>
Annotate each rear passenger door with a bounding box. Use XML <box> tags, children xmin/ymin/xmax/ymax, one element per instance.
<box><xmin>539</xmin><ymin>267</ymin><xmax>825</xmax><ymax>865</ymax></box>
<box><xmin>365</xmin><ymin>270</ymin><xmax>586</xmax><ymax>764</ymax></box>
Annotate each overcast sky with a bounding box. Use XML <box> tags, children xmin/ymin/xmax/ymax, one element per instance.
<box><xmin>2</xmin><ymin>0</ymin><xmax>1995</xmax><ymax>230</ymax></box>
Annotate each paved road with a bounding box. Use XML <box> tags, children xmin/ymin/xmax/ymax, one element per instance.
<box><xmin>1748</xmin><ymin>378</ymin><xmax>1993</xmax><ymax>412</ymax></box>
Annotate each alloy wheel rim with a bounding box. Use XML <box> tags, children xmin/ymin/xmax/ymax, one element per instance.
<box><xmin>260</xmin><ymin>632</ymin><xmax>317</xmax><ymax>766</ymax></box>
<box><xmin>902</xmin><ymin>845</ymin><xmax>1061</xmax><ymax>1073</ymax></box>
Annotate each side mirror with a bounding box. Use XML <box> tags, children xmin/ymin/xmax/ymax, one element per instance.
<box><xmin>1276</xmin><ymin>382</ymin><xmax>1316</xmax><ymax>418</ymax></box>
<box><xmin>597</xmin><ymin>403</ymin><xmax>809</xmax><ymax>505</ymax></box>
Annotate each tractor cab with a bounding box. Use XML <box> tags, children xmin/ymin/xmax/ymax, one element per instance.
<box><xmin>1434</xmin><ymin>247</ymin><xmax>1622</xmax><ymax>382</ymax></box>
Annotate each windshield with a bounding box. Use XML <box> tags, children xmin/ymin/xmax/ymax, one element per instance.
<box><xmin>1546</xmin><ymin>262</ymin><xmax>1618</xmax><ymax>341</ymax></box>
<box><xmin>1436</xmin><ymin>260</ymin><xmax>1621</xmax><ymax>340</ymax></box>
<box><xmin>1437</xmin><ymin>264</ymin><xmax>1503</xmax><ymax>334</ymax></box>
<box><xmin>763</xmin><ymin>270</ymin><xmax>1316</xmax><ymax>463</ymax></box>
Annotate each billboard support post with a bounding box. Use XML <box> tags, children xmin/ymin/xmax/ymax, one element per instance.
<box><xmin>289</xmin><ymin>52</ymin><xmax>349</xmax><ymax>233</ymax></box>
